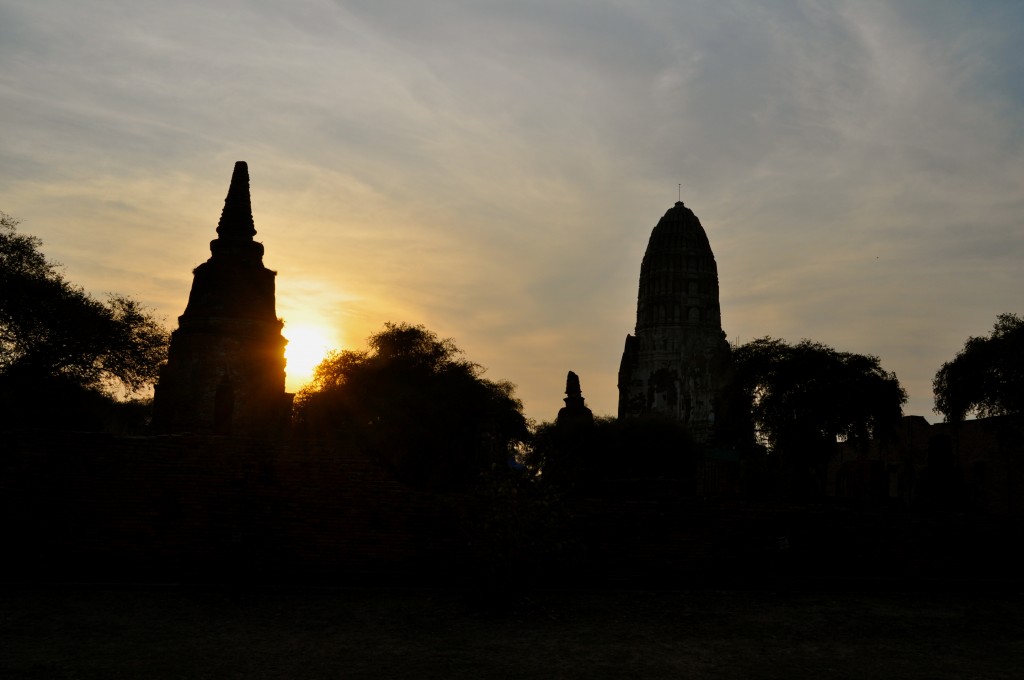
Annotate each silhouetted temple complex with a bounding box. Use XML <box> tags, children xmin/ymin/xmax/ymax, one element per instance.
<box><xmin>618</xmin><ymin>200</ymin><xmax>731</xmax><ymax>442</ymax></box>
<box><xmin>152</xmin><ymin>162</ymin><xmax>292</xmax><ymax>434</ymax></box>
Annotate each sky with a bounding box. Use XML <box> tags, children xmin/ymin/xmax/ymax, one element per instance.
<box><xmin>2</xmin><ymin>0</ymin><xmax>1022</xmax><ymax>423</ymax></box>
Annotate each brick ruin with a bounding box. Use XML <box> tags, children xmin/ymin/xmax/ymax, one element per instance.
<box><xmin>152</xmin><ymin>162</ymin><xmax>293</xmax><ymax>435</ymax></box>
<box><xmin>617</xmin><ymin>200</ymin><xmax>731</xmax><ymax>442</ymax></box>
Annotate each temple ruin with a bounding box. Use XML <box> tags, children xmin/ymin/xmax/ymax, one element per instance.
<box><xmin>152</xmin><ymin>162</ymin><xmax>293</xmax><ymax>434</ymax></box>
<box><xmin>617</xmin><ymin>200</ymin><xmax>731</xmax><ymax>442</ymax></box>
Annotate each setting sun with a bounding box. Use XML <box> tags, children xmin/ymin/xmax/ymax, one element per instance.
<box><xmin>284</xmin><ymin>324</ymin><xmax>336</xmax><ymax>392</ymax></box>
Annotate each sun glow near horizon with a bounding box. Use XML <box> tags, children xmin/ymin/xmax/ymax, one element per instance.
<box><xmin>284</xmin><ymin>323</ymin><xmax>338</xmax><ymax>392</ymax></box>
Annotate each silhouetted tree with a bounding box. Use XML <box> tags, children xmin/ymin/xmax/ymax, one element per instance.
<box><xmin>732</xmin><ymin>337</ymin><xmax>906</xmax><ymax>496</ymax></box>
<box><xmin>934</xmin><ymin>313</ymin><xmax>1024</xmax><ymax>422</ymax></box>
<box><xmin>294</xmin><ymin>322</ymin><xmax>530</xmax><ymax>490</ymax></box>
<box><xmin>0</xmin><ymin>212</ymin><xmax>168</xmax><ymax>428</ymax></box>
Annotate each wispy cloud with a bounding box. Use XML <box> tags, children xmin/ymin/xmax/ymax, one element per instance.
<box><xmin>1</xmin><ymin>0</ymin><xmax>1021</xmax><ymax>420</ymax></box>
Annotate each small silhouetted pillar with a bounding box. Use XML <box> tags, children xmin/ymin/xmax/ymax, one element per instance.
<box><xmin>556</xmin><ymin>371</ymin><xmax>594</xmax><ymax>428</ymax></box>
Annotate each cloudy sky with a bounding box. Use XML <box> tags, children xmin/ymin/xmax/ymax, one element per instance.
<box><xmin>2</xmin><ymin>0</ymin><xmax>1022</xmax><ymax>422</ymax></box>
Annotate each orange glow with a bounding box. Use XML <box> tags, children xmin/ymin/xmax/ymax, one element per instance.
<box><xmin>284</xmin><ymin>324</ymin><xmax>335</xmax><ymax>392</ymax></box>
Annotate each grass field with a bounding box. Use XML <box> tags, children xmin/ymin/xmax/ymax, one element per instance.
<box><xmin>2</xmin><ymin>585</ymin><xmax>1021</xmax><ymax>679</ymax></box>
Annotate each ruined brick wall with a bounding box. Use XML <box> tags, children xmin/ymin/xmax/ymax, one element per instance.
<box><xmin>828</xmin><ymin>415</ymin><xmax>1024</xmax><ymax>515</ymax></box>
<box><xmin>0</xmin><ymin>432</ymin><xmax>461</xmax><ymax>583</ymax></box>
<box><xmin>6</xmin><ymin>428</ymin><xmax>1020</xmax><ymax>587</ymax></box>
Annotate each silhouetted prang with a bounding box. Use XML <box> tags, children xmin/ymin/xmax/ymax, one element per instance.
<box><xmin>618</xmin><ymin>200</ymin><xmax>731</xmax><ymax>442</ymax></box>
<box><xmin>556</xmin><ymin>370</ymin><xmax>594</xmax><ymax>427</ymax></box>
<box><xmin>152</xmin><ymin>162</ymin><xmax>293</xmax><ymax>435</ymax></box>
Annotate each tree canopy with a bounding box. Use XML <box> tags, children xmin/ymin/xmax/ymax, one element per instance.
<box><xmin>731</xmin><ymin>337</ymin><xmax>906</xmax><ymax>493</ymax></box>
<box><xmin>934</xmin><ymin>313</ymin><xmax>1024</xmax><ymax>422</ymax></box>
<box><xmin>0</xmin><ymin>211</ymin><xmax>168</xmax><ymax>394</ymax></box>
<box><xmin>295</xmin><ymin>322</ymin><xmax>530</xmax><ymax>490</ymax></box>
<box><xmin>733</xmin><ymin>338</ymin><xmax>907</xmax><ymax>447</ymax></box>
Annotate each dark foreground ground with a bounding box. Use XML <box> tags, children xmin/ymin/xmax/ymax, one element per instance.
<box><xmin>2</xmin><ymin>585</ymin><xmax>1021</xmax><ymax>679</ymax></box>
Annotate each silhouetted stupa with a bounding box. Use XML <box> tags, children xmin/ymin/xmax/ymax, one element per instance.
<box><xmin>556</xmin><ymin>370</ymin><xmax>594</xmax><ymax>428</ymax></box>
<box><xmin>618</xmin><ymin>200</ymin><xmax>731</xmax><ymax>442</ymax></box>
<box><xmin>152</xmin><ymin>162</ymin><xmax>292</xmax><ymax>434</ymax></box>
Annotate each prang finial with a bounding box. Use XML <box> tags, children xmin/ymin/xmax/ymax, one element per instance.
<box><xmin>216</xmin><ymin>161</ymin><xmax>257</xmax><ymax>241</ymax></box>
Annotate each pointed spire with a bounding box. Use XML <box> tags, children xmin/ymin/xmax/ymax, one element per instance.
<box><xmin>216</xmin><ymin>161</ymin><xmax>257</xmax><ymax>240</ymax></box>
<box><xmin>565</xmin><ymin>371</ymin><xmax>582</xmax><ymax>399</ymax></box>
